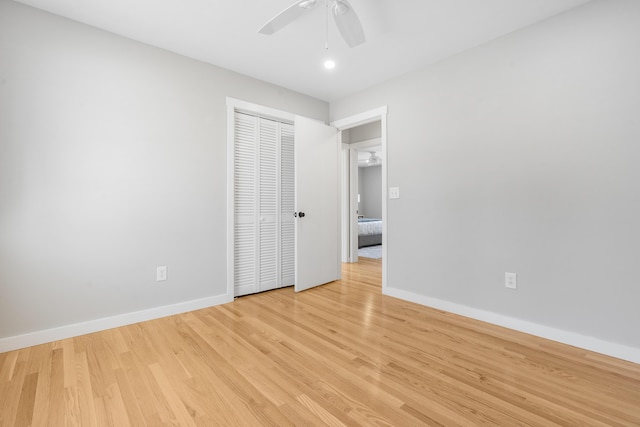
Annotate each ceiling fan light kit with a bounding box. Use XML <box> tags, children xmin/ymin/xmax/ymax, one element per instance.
<box><xmin>359</xmin><ymin>151</ymin><xmax>381</xmax><ymax>167</ymax></box>
<box><xmin>259</xmin><ymin>0</ymin><xmax>366</xmax><ymax>48</ymax></box>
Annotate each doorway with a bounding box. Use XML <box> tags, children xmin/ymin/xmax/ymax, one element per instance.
<box><xmin>332</xmin><ymin>106</ymin><xmax>388</xmax><ymax>291</ymax></box>
<box><xmin>356</xmin><ymin>144</ymin><xmax>383</xmax><ymax>260</ymax></box>
<box><xmin>345</xmin><ymin>127</ymin><xmax>383</xmax><ymax>260</ymax></box>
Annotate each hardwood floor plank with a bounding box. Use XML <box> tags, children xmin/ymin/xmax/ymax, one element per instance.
<box><xmin>0</xmin><ymin>351</ymin><xmax>18</xmax><ymax>383</ymax></box>
<box><xmin>148</xmin><ymin>363</ymin><xmax>197</xmax><ymax>427</ymax></box>
<box><xmin>1</xmin><ymin>259</ymin><xmax>640</xmax><ymax>426</ymax></box>
<box><xmin>30</xmin><ymin>345</ymin><xmax>52</xmax><ymax>427</ymax></box>
<box><xmin>0</xmin><ymin>350</ymin><xmax>29</xmax><ymax>427</ymax></box>
<box><xmin>296</xmin><ymin>393</ymin><xmax>347</xmax><ymax>427</ymax></box>
<box><xmin>14</xmin><ymin>372</ymin><xmax>38</xmax><ymax>427</ymax></box>
<box><xmin>75</xmin><ymin>351</ymin><xmax>98</xmax><ymax>427</ymax></box>
<box><xmin>47</xmin><ymin>348</ymin><xmax>65</xmax><ymax>427</ymax></box>
<box><xmin>61</xmin><ymin>339</ymin><xmax>76</xmax><ymax>389</ymax></box>
<box><xmin>122</xmin><ymin>349</ymin><xmax>177</xmax><ymax>426</ymax></box>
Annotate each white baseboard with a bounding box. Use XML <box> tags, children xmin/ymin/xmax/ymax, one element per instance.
<box><xmin>0</xmin><ymin>293</ymin><xmax>233</xmax><ymax>353</ymax></box>
<box><xmin>384</xmin><ymin>286</ymin><xmax>640</xmax><ymax>365</ymax></box>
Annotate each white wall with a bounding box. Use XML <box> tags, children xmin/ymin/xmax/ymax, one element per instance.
<box><xmin>0</xmin><ymin>0</ymin><xmax>328</xmax><ymax>345</ymax></box>
<box><xmin>331</xmin><ymin>0</ymin><xmax>640</xmax><ymax>354</ymax></box>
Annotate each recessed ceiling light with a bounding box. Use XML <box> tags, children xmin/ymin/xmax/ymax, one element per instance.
<box><xmin>324</xmin><ymin>59</ymin><xmax>336</xmax><ymax>70</ymax></box>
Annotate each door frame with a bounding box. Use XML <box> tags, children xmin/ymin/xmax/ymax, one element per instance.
<box><xmin>332</xmin><ymin>106</ymin><xmax>388</xmax><ymax>292</ymax></box>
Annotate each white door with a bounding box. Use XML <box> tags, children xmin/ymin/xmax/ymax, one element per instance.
<box><xmin>294</xmin><ymin>116</ymin><xmax>340</xmax><ymax>292</ymax></box>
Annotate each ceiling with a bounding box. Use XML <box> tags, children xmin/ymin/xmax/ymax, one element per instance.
<box><xmin>14</xmin><ymin>0</ymin><xmax>592</xmax><ymax>102</ymax></box>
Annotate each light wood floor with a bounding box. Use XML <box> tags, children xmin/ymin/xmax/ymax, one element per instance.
<box><xmin>1</xmin><ymin>258</ymin><xmax>639</xmax><ymax>426</ymax></box>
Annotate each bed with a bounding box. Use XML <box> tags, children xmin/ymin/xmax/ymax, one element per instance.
<box><xmin>358</xmin><ymin>218</ymin><xmax>382</xmax><ymax>248</ymax></box>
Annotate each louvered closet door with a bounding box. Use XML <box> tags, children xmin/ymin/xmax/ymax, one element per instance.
<box><xmin>234</xmin><ymin>113</ymin><xmax>295</xmax><ymax>296</ymax></box>
<box><xmin>280</xmin><ymin>123</ymin><xmax>295</xmax><ymax>287</ymax></box>
<box><xmin>258</xmin><ymin>118</ymin><xmax>279</xmax><ymax>291</ymax></box>
<box><xmin>234</xmin><ymin>113</ymin><xmax>258</xmax><ymax>296</ymax></box>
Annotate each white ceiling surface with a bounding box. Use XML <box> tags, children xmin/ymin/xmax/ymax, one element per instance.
<box><xmin>14</xmin><ymin>0</ymin><xmax>592</xmax><ymax>102</ymax></box>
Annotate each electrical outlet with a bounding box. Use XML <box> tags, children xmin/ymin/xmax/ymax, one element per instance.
<box><xmin>505</xmin><ymin>272</ymin><xmax>517</xmax><ymax>289</ymax></box>
<box><xmin>157</xmin><ymin>266</ymin><xmax>167</xmax><ymax>282</ymax></box>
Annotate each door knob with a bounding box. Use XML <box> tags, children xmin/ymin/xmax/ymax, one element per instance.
<box><xmin>299</xmin><ymin>212</ymin><xmax>306</xmax><ymax>218</ymax></box>
<box><xmin>294</xmin><ymin>211</ymin><xmax>306</xmax><ymax>218</ymax></box>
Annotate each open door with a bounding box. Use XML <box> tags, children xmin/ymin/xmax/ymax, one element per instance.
<box><xmin>294</xmin><ymin>116</ymin><xmax>340</xmax><ymax>292</ymax></box>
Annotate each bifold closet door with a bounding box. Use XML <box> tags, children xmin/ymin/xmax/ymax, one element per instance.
<box><xmin>233</xmin><ymin>113</ymin><xmax>294</xmax><ymax>297</ymax></box>
<box><xmin>280</xmin><ymin>124</ymin><xmax>295</xmax><ymax>287</ymax></box>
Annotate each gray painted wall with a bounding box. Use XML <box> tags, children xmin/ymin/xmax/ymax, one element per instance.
<box><xmin>359</xmin><ymin>166</ymin><xmax>382</xmax><ymax>219</ymax></box>
<box><xmin>0</xmin><ymin>0</ymin><xmax>328</xmax><ymax>339</ymax></box>
<box><xmin>331</xmin><ymin>0</ymin><xmax>640</xmax><ymax>349</ymax></box>
<box><xmin>350</xmin><ymin>121</ymin><xmax>382</xmax><ymax>218</ymax></box>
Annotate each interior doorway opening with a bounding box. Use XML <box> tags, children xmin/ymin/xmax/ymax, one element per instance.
<box><xmin>332</xmin><ymin>106</ymin><xmax>388</xmax><ymax>291</ymax></box>
<box><xmin>346</xmin><ymin>123</ymin><xmax>383</xmax><ymax>261</ymax></box>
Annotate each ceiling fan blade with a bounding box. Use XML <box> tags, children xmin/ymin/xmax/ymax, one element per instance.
<box><xmin>331</xmin><ymin>0</ymin><xmax>365</xmax><ymax>48</ymax></box>
<box><xmin>259</xmin><ymin>0</ymin><xmax>318</xmax><ymax>35</ymax></box>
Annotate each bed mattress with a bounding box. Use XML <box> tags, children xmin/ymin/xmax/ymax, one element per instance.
<box><xmin>358</xmin><ymin>218</ymin><xmax>382</xmax><ymax>236</ymax></box>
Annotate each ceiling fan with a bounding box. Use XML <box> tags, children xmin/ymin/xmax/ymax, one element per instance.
<box><xmin>359</xmin><ymin>151</ymin><xmax>382</xmax><ymax>167</ymax></box>
<box><xmin>259</xmin><ymin>0</ymin><xmax>366</xmax><ymax>48</ymax></box>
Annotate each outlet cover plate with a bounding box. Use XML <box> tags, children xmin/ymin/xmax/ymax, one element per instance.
<box><xmin>505</xmin><ymin>272</ymin><xmax>517</xmax><ymax>289</ymax></box>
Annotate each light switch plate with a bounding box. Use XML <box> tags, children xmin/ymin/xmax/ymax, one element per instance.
<box><xmin>389</xmin><ymin>187</ymin><xmax>400</xmax><ymax>199</ymax></box>
<box><xmin>157</xmin><ymin>266</ymin><xmax>167</xmax><ymax>281</ymax></box>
